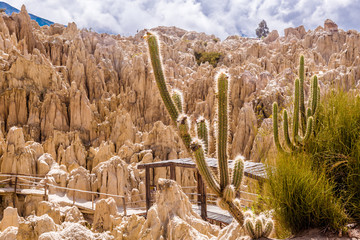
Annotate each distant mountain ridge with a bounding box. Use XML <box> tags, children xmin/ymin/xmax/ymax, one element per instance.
<box><xmin>0</xmin><ymin>1</ymin><xmax>54</xmax><ymax>26</ymax></box>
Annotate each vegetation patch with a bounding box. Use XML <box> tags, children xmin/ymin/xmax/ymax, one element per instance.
<box><xmin>265</xmin><ymin>153</ymin><xmax>348</xmax><ymax>235</ymax></box>
<box><xmin>194</xmin><ymin>51</ymin><xmax>222</xmax><ymax>67</ymax></box>
<box><xmin>306</xmin><ymin>90</ymin><xmax>360</xmax><ymax>221</ymax></box>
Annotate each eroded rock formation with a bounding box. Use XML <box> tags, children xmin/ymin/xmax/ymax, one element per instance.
<box><xmin>0</xmin><ymin>4</ymin><xmax>358</xmax><ymax>239</ymax></box>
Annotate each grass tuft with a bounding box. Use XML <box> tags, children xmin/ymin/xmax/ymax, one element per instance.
<box><xmin>265</xmin><ymin>153</ymin><xmax>348</xmax><ymax>235</ymax></box>
<box><xmin>306</xmin><ymin>90</ymin><xmax>360</xmax><ymax>221</ymax></box>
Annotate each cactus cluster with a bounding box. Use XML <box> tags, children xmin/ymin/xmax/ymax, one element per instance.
<box><xmin>145</xmin><ymin>32</ymin><xmax>246</xmax><ymax>225</ymax></box>
<box><xmin>244</xmin><ymin>211</ymin><xmax>274</xmax><ymax>239</ymax></box>
<box><xmin>273</xmin><ymin>55</ymin><xmax>320</xmax><ymax>153</ymax></box>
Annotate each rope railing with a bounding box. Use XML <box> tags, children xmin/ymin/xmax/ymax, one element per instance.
<box><xmin>181</xmin><ymin>186</ymin><xmax>197</xmax><ymax>189</ymax></box>
<box><xmin>0</xmin><ymin>178</ymin><xmax>10</xmax><ymax>184</ymax></box>
<box><xmin>0</xmin><ymin>173</ymin><xmax>136</xmax><ymax>216</ymax></box>
<box><xmin>0</xmin><ymin>173</ymin><xmax>44</xmax><ymax>180</ymax></box>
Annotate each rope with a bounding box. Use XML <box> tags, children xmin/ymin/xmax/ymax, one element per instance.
<box><xmin>239</xmin><ymin>191</ymin><xmax>258</xmax><ymax>197</ymax></box>
<box><xmin>181</xmin><ymin>186</ymin><xmax>197</xmax><ymax>189</ymax></box>
<box><xmin>0</xmin><ymin>174</ymin><xmax>44</xmax><ymax>180</ymax></box>
<box><xmin>128</xmin><ymin>200</ymin><xmax>146</xmax><ymax>204</ymax></box>
<box><xmin>0</xmin><ymin>178</ymin><xmax>10</xmax><ymax>183</ymax></box>
<box><xmin>47</xmin><ymin>183</ymin><xmax>126</xmax><ymax>199</ymax></box>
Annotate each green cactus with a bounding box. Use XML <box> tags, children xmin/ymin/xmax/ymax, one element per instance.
<box><xmin>145</xmin><ymin>32</ymin><xmax>245</xmax><ymax>225</ymax></box>
<box><xmin>245</xmin><ymin>218</ymin><xmax>256</xmax><ymax>239</ymax></box>
<box><xmin>272</xmin><ymin>55</ymin><xmax>320</xmax><ymax>153</ymax></box>
<box><xmin>196</xmin><ymin>117</ymin><xmax>209</xmax><ymax>154</ymax></box>
<box><xmin>232</xmin><ymin>155</ymin><xmax>244</xmax><ymax>191</ymax></box>
<box><xmin>263</xmin><ymin>219</ymin><xmax>274</xmax><ymax>238</ymax></box>
<box><xmin>172</xmin><ymin>89</ymin><xmax>183</xmax><ymax>113</ymax></box>
<box><xmin>244</xmin><ymin>214</ymin><xmax>274</xmax><ymax>239</ymax></box>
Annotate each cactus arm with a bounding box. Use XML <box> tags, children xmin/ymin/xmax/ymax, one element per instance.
<box><xmin>283</xmin><ymin>110</ymin><xmax>296</xmax><ymax>151</ymax></box>
<box><xmin>311</xmin><ymin>76</ymin><xmax>318</xmax><ymax>115</ymax></box>
<box><xmin>232</xmin><ymin>155</ymin><xmax>244</xmax><ymax>191</ymax></box>
<box><xmin>196</xmin><ymin>117</ymin><xmax>209</xmax><ymax>154</ymax></box>
<box><xmin>317</xmin><ymin>86</ymin><xmax>320</xmax><ymax>114</ymax></box>
<box><xmin>299</xmin><ymin>55</ymin><xmax>307</xmax><ymax>135</ymax></box>
<box><xmin>306</xmin><ymin>107</ymin><xmax>312</xmax><ymax>118</ymax></box>
<box><xmin>178</xmin><ymin>114</ymin><xmax>192</xmax><ymax>150</ymax></box>
<box><xmin>296</xmin><ymin>116</ymin><xmax>313</xmax><ymax>144</ymax></box>
<box><xmin>293</xmin><ymin>78</ymin><xmax>300</xmax><ymax>143</ymax></box>
<box><xmin>223</xmin><ymin>184</ymin><xmax>235</xmax><ymax>201</ymax></box>
<box><xmin>272</xmin><ymin>102</ymin><xmax>285</xmax><ymax>153</ymax></box>
<box><xmin>225</xmin><ymin>200</ymin><xmax>245</xmax><ymax>226</ymax></box>
<box><xmin>216</xmin><ymin>73</ymin><xmax>230</xmax><ymax>190</ymax></box>
<box><xmin>146</xmin><ymin>33</ymin><xmax>179</xmax><ymax>123</ymax></box>
<box><xmin>190</xmin><ymin>140</ymin><xmax>221</xmax><ymax>195</ymax></box>
<box><xmin>172</xmin><ymin>89</ymin><xmax>183</xmax><ymax>113</ymax></box>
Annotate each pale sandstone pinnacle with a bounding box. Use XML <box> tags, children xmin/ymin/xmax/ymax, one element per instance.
<box><xmin>136</xmin><ymin>178</ymin><xmax>220</xmax><ymax>239</ymax></box>
<box><xmin>92</xmin><ymin>197</ymin><xmax>119</xmax><ymax>232</ymax></box>
<box><xmin>0</xmin><ymin>207</ymin><xmax>20</xmax><ymax>231</ymax></box>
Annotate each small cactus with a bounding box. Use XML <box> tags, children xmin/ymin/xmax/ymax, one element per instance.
<box><xmin>244</xmin><ymin>213</ymin><xmax>274</xmax><ymax>239</ymax></box>
<box><xmin>272</xmin><ymin>55</ymin><xmax>320</xmax><ymax>153</ymax></box>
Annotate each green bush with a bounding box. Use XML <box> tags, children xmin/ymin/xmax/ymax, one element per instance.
<box><xmin>194</xmin><ymin>51</ymin><xmax>222</xmax><ymax>67</ymax></box>
<box><xmin>265</xmin><ymin>153</ymin><xmax>348</xmax><ymax>235</ymax></box>
<box><xmin>306</xmin><ymin>90</ymin><xmax>360</xmax><ymax>220</ymax></box>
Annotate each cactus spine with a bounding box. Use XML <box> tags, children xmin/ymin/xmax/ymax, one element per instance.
<box><xmin>145</xmin><ymin>32</ymin><xmax>245</xmax><ymax>225</ymax></box>
<box><xmin>272</xmin><ymin>55</ymin><xmax>320</xmax><ymax>153</ymax></box>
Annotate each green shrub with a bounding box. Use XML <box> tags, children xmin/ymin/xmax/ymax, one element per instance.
<box><xmin>306</xmin><ymin>90</ymin><xmax>360</xmax><ymax>220</ymax></box>
<box><xmin>194</xmin><ymin>51</ymin><xmax>222</xmax><ymax>67</ymax></box>
<box><xmin>265</xmin><ymin>153</ymin><xmax>348</xmax><ymax>235</ymax></box>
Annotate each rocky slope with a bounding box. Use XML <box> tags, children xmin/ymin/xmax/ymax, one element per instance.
<box><xmin>0</xmin><ymin>4</ymin><xmax>359</xmax><ymax>239</ymax></box>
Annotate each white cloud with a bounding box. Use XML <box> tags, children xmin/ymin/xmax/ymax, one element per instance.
<box><xmin>4</xmin><ymin>0</ymin><xmax>360</xmax><ymax>39</ymax></box>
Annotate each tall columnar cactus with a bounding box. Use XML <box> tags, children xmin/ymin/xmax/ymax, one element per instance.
<box><xmin>145</xmin><ymin>32</ymin><xmax>246</xmax><ymax>225</ymax></box>
<box><xmin>272</xmin><ymin>55</ymin><xmax>320</xmax><ymax>153</ymax></box>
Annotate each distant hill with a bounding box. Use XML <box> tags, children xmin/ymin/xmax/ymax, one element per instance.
<box><xmin>0</xmin><ymin>2</ymin><xmax>54</xmax><ymax>26</ymax></box>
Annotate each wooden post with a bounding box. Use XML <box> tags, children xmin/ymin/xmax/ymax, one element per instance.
<box><xmin>197</xmin><ymin>171</ymin><xmax>207</xmax><ymax>220</ymax></box>
<box><xmin>13</xmin><ymin>176</ymin><xmax>17</xmax><ymax>207</ymax></box>
<box><xmin>122</xmin><ymin>197</ymin><xmax>127</xmax><ymax>216</ymax></box>
<box><xmin>73</xmin><ymin>191</ymin><xmax>75</xmax><ymax>205</ymax></box>
<box><xmin>92</xmin><ymin>193</ymin><xmax>94</xmax><ymax>210</ymax></box>
<box><xmin>145</xmin><ymin>166</ymin><xmax>150</xmax><ymax>213</ymax></box>
<box><xmin>169</xmin><ymin>165</ymin><xmax>176</xmax><ymax>181</ymax></box>
<box><xmin>44</xmin><ymin>177</ymin><xmax>48</xmax><ymax>201</ymax></box>
<box><xmin>197</xmin><ymin>171</ymin><xmax>201</xmax><ymax>207</ymax></box>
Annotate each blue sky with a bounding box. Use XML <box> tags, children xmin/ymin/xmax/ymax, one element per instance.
<box><xmin>4</xmin><ymin>0</ymin><xmax>360</xmax><ymax>39</ymax></box>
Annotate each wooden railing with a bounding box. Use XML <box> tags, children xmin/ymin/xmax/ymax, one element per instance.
<box><xmin>0</xmin><ymin>173</ymin><xmax>146</xmax><ymax>216</ymax></box>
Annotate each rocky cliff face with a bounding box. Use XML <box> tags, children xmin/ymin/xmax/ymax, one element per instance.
<box><xmin>0</xmin><ymin>4</ymin><xmax>359</xmax><ymax>239</ymax></box>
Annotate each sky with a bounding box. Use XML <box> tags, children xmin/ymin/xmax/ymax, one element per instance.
<box><xmin>4</xmin><ymin>0</ymin><xmax>360</xmax><ymax>39</ymax></box>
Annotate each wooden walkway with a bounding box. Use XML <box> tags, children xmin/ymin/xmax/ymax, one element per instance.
<box><xmin>0</xmin><ymin>158</ymin><xmax>266</xmax><ymax>227</ymax></box>
<box><xmin>138</xmin><ymin>158</ymin><xmax>267</xmax><ymax>181</ymax></box>
<box><xmin>137</xmin><ymin>158</ymin><xmax>266</xmax><ymax>226</ymax></box>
